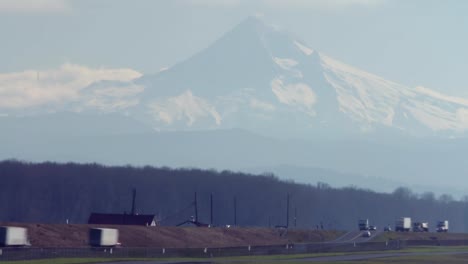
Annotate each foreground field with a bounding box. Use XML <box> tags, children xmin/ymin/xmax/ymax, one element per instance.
<box><xmin>4</xmin><ymin>224</ymin><xmax>468</xmax><ymax>263</ymax></box>
<box><xmin>3</xmin><ymin>246</ymin><xmax>468</xmax><ymax>264</ymax></box>
<box><xmin>373</xmin><ymin>231</ymin><xmax>468</xmax><ymax>242</ymax></box>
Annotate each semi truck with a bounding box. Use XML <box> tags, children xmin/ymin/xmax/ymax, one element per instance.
<box><xmin>89</xmin><ymin>228</ymin><xmax>119</xmax><ymax>247</ymax></box>
<box><xmin>0</xmin><ymin>226</ymin><xmax>29</xmax><ymax>247</ymax></box>
<box><xmin>413</xmin><ymin>222</ymin><xmax>429</xmax><ymax>232</ymax></box>
<box><xmin>395</xmin><ymin>217</ymin><xmax>411</xmax><ymax>232</ymax></box>
<box><xmin>437</xmin><ymin>220</ymin><xmax>449</xmax><ymax>232</ymax></box>
<box><xmin>358</xmin><ymin>219</ymin><xmax>369</xmax><ymax>230</ymax></box>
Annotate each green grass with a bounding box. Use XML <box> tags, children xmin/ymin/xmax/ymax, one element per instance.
<box><xmin>213</xmin><ymin>253</ymin><xmax>468</xmax><ymax>264</ymax></box>
<box><xmin>0</xmin><ymin>258</ymin><xmax>154</xmax><ymax>264</ymax></box>
<box><xmin>398</xmin><ymin>245</ymin><xmax>468</xmax><ymax>253</ymax></box>
<box><xmin>371</xmin><ymin>231</ymin><xmax>468</xmax><ymax>243</ymax></box>
<box><xmin>3</xmin><ymin>246</ymin><xmax>468</xmax><ymax>264</ymax></box>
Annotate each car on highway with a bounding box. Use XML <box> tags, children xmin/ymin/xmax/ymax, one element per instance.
<box><xmin>384</xmin><ymin>225</ymin><xmax>392</xmax><ymax>231</ymax></box>
<box><xmin>369</xmin><ymin>225</ymin><xmax>377</xmax><ymax>231</ymax></box>
<box><xmin>362</xmin><ymin>231</ymin><xmax>371</xmax><ymax>237</ymax></box>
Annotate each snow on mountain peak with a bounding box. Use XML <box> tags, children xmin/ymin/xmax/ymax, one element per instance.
<box><xmin>320</xmin><ymin>53</ymin><xmax>468</xmax><ymax>133</ymax></box>
<box><xmin>147</xmin><ymin>90</ymin><xmax>222</xmax><ymax>127</ymax></box>
<box><xmin>415</xmin><ymin>86</ymin><xmax>468</xmax><ymax>107</ymax></box>
<box><xmin>294</xmin><ymin>41</ymin><xmax>314</xmax><ymax>56</ymax></box>
<box><xmin>271</xmin><ymin>78</ymin><xmax>317</xmax><ymax>116</ymax></box>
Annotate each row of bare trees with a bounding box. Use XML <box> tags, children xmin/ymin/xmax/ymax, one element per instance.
<box><xmin>0</xmin><ymin>160</ymin><xmax>467</xmax><ymax>232</ymax></box>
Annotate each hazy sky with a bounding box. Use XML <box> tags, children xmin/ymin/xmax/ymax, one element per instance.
<box><xmin>2</xmin><ymin>0</ymin><xmax>468</xmax><ymax>96</ymax></box>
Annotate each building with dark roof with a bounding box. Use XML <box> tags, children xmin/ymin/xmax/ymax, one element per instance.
<box><xmin>88</xmin><ymin>213</ymin><xmax>158</xmax><ymax>226</ymax></box>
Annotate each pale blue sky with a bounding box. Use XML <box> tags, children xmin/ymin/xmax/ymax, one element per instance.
<box><xmin>2</xmin><ymin>0</ymin><xmax>468</xmax><ymax>95</ymax></box>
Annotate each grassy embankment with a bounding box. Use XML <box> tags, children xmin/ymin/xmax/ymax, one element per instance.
<box><xmin>2</xmin><ymin>246</ymin><xmax>468</xmax><ymax>264</ymax></box>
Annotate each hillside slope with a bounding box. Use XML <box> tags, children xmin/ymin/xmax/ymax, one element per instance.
<box><xmin>1</xmin><ymin>223</ymin><xmax>341</xmax><ymax>248</ymax></box>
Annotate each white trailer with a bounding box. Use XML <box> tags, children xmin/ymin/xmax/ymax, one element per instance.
<box><xmin>395</xmin><ymin>217</ymin><xmax>411</xmax><ymax>232</ymax></box>
<box><xmin>0</xmin><ymin>226</ymin><xmax>29</xmax><ymax>247</ymax></box>
<box><xmin>437</xmin><ymin>220</ymin><xmax>449</xmax><ymax>232</ymax></box>
<box><xmin>89</xmin><ymin>228</ymin><xmax>119</xmax><ymax>247</ymax></box>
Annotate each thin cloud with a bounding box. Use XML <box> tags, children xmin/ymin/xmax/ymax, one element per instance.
<box><xmin>0</xmin><ymin>64</ymin><xmax>142</xmax><ymax>110</ymax></box>
<box><xmin>182</xmin><ymin>0</ymin><xmax>242</xmax><ymax>7</ymax></box>
<box><xmin>182</xmin><ymin>0</ymin><xmax>385</xmax><ymax>8</ymax></box>
<box><xmin>263</xmin><ymin>0</ymin><xmax>385</xmax><ymax>9</ymax></box>
<box><xmin>0</xmin><ymin>0</ymin><xmax>71</xmax><ymax>14</ymax></box>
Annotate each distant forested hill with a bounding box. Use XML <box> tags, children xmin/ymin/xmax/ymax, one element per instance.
<box><xmin>0</xmin><ymin>160</ymin><xmax>467</xmax><ymax>232</ymax></box>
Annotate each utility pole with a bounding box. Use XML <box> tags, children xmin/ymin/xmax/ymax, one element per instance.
<box><xmin>234</xmin><ymin>196</ymin><xmax>237</xmax><ymax>226</ymax></box>
<box><xmin>286</xmin><ymin>193</ymin><xmax>290</xmax><ymax>228</ymax></box>
<box><xmin>294</xmin><ymin>207</ymin><xmax>297</xmax><ymax>228</ymax></box>
<box><xmin>210</xmin><ymin>193</ymin><xmax>213</xmax><ymax>226</ymax></box>
<box><xmin>131</xmin><ymin>188</ymin><xmax>137</xmax><ymax>215</ymax></box>
<box><xmin>194</xmin><ymin>192</ymin><xmax>198</xmax><ymax>222</ymax></box>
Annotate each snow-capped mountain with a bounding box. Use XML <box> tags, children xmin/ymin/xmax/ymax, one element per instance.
<box><xmin>86</xmin><ymin>16</ymin><xmax>464</xmax><ymax>138</ymax></box>
<box><xmin>10</xmin><ymin>16</ymin><xmax>468</xmax><ymax>138</ymax></box>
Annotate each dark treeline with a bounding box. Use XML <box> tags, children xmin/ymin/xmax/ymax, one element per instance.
<box><xmin>1</xmin><ymin>160</ymin><xmax>468</xmax><ymax>232</ymax></box>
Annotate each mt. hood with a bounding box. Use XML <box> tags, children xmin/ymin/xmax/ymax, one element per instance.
<box><xmin>50</xmin><ymin>17</ymin><xmax>468</xmax><ymax>138</ymax></box>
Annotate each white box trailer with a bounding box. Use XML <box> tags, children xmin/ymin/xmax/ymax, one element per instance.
<box><xmin>0</xmin><ymin>226</ymin><xmax>29</xmax><ymax>247</ymax></box>
<box><xmin>89</xmin><ymin>228</ymin><xmax>119</xmax><ymax>247</ymax></box>
<box><xmin>395</xmin><ymin>217</ymin><xmax>411</xmax><ymax>232</ymax></box>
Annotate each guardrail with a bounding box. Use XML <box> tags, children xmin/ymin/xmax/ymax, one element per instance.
<box><xmin>0</xmin><ymin>240</ymin><xmax>409</xmax><ymax>261</ymax></box>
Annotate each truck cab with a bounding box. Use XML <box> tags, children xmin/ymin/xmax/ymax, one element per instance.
<box><xmin>437</xmin><ymin>220</ymin><xmax>449</xmax><ymax>232</ymax></box>
<box><xmin>413</xmin><ymin>222</ymin><xmax>429</xmax><ymax>232</ymax></box>
<box><xmin>358</xmin><ymin>219</ymin><xmax>369</xmax><ymax>230</ymax></box>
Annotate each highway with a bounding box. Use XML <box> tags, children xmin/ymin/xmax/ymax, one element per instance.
<box><xmin>97</xmin><ymin>250</ymin><xmax>468</xmax><ymax>264</ymax></box>
<box><xmin>298</xmin><ymin>250</ymin><xmax>468</xmax><ymax>262</ymax></box>
<box><xmin>326</xmin><ymin>229</ymin><xmax>382</xmax><ymax>243</ymax></box>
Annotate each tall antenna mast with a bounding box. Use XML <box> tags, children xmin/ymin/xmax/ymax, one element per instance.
<box><xmin>194</xmin><ymin>192</ymin><xmax>198</xmax><ymax>222</ymax></box>
<box><xmin>234</xmin><ymin>196</ymin><xmax>237</xmax><ymax>226</ymax></box>
<box><xmin>286</xmin><ymin>193</ymin><xmax>290</xmax><ymax>228</ymax></box>
<box><xmin>210</xmin><ymin>193</ymin><xmax>213</xmax><ymax>226</ymax></box>
<box><xmin>131</xmin><ymin>188</ymin><xmax>137</xmax><ymax>215</ymax></box>
<box><xmin>294</xmin><ymin>207</ymin><xmax>297</xmax><ymax>228</ymax></box>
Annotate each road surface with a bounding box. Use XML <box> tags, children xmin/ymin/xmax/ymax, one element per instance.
<box><xmin>97</xmin><ymin>250</ymin><xmax>468</xmax><ymax>263</ymax></box>
<box><xmin>326</xmin><ymin>230</ymin><xmax>381</xmax><ymax>243</ymax></box>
